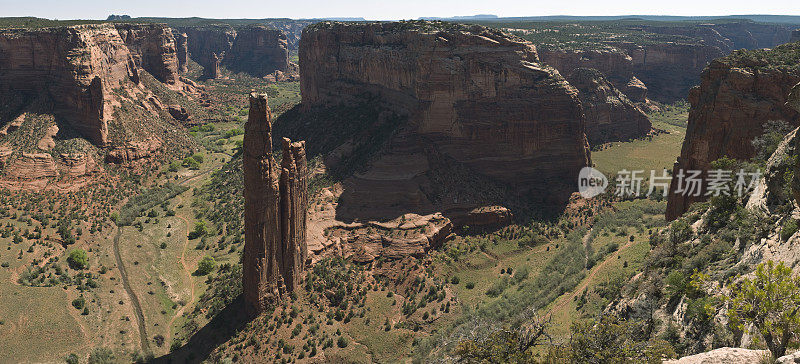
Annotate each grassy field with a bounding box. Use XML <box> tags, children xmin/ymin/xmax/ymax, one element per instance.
<box><xmin>592</xmin><ymin>103</ymin><xmax>688</xmax><ymax>177</ymax></box>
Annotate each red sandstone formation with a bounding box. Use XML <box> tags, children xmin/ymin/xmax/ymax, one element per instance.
<box><xmin>279</xmin><ymin>138</ymin><xmax>308</xmax><ymax>291</ymax></box>
<box><xmin>175</xmin><ymin>32</ymin><xmax>189</xmax><ymax>73</ymax></box>
<box><xmin>538</xmin><ymin>21</ymin><xmax>793</xmax><ymax>103</ymax></box>
<box><xmin>243</xmin><ymin>93</ymin><xmax>308</xmax><ymax>315</ymax></box>
<box><xmin>114</xmin><ymin>23</ymin><xmax>181</xmax><ymax>86</ymax></box>
<box><xmin>565</xmin><ymin>68</ymin><xmax>651</xmax><ymax>145</ymax></box>
<box><xmin>0</xmin><ymin>23</ymin><xmax>183</xmax><ymax>146</ymax></box>
<box><xmin>178</xmin><ymin>24</ymin><xmax>291</xmax><ymax>78</ymax></box>
<box><xmin>539</xmin><ymin>43</ymin><xmax>725</xmax><ymax>102</ymax></box>
<box><xmin>300</xmin><ymin>21</ymin><xmax>590</xmax><ymax>206</ymax></box>
<box><xmin>666</xmin><ymin>45</ymin><xmax>800</xmax><ymax>220</ymax></box>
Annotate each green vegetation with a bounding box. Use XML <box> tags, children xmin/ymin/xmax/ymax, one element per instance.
<box><xmin>196</xmin><ymin>255</ymin><xmax>216</xmax><ymax>276</ymax></box>
<box><xmin>67</xmin><ymin>249</ymin><xmax>88</xmax><ymax>270</ymax></box>
<box><xmin>728</xmin><ymin>261</ymin><xmax>800</xmax><ymax>358</ymax></box>
<box><xmin>116</xmin><ymin>183</ymin><xmax>188</xmax><ymax>226</ymax></box>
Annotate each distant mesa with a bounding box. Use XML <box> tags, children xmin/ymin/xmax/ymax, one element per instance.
<box><xmin>107</xmin><ymin>14</ymin><xmax>132</xmax><ymax>21</ymax></box>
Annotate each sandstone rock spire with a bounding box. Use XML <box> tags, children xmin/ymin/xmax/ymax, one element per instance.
<box><xmin>243</xmin><ymin>93</ymin><xmax>309</xmax><ymax>315</ymax></box>
<box><xmin>280</xmin><ymin>138</ymin><xmax>308</xmax><ymax>291</ymax></box>
<box><xmin>243</xmin><ymin>92</ymin><xmax>282</xmax><ymax>314</ymax></box>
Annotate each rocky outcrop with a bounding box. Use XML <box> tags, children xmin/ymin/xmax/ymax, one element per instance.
<box><xmin>0</xmin><ymin>23</ymin><xmax>183</xmax><ymax>146</ymax></box>
<box><xmin>663</xmin><ymin>347</ymin><xmax>769</xmax><ymax>364</ymax></box>
<box><xmin>113</xmin><ymin>23</ymin><xmax>181</xmax><ymax>86</ymax></box>
<box><xmin>540</xmin><ymin>42</ymin><xmax>725</xmax><ymax>102</ymax></box>
<box><xmin>226</xmin><ymin>26</ymin><xmax>290</xmax><ymax>76</ymax></box>
<box><xmin>565</xmin><ymin>68</ymin><xmax>651</xmax><ymax>144</ymax></box>
<box><xmin>204</xmin><ymin>52</ymin><xmax>222</xmax><ymax>79</ymax></box>
<box><xmin>624</xmin><ymin>76</ymin><xmax>648</xmax><ymax>103</ymax></box>
<box><xmin>175</xmin><ymin>32</ymin><xmax>188</xmax><ymax>73</ymax></box>
<box><xmin>105</xmin><ymin>138</ymin><xmax>163</xmax><ymax>164</ymax></box>
<box><xmin>179</xmin><ymin>24</ymin><xmax>291</xmax><ymax>78</ymax></box>
<box><xmin>243</xmin><ymin>93</ymin><xmax>308</xmax><ymax>314</ymax></box>
<box><xmin>300</xmin><ymin>21</ymin><xmax>590</xmax><ymax>205</ymax></box>
<box><xmin>666</xmin><ymin>44</ymin><xmax>800</xmax><ymax>220</ymax></box>
<box><xmin>539</xmin><ymin>22</ymin><xmax>794</xmax><ymax>104</ymax></box>
<box><xmin>279</xmin><ymin>137</ymin><xmax>308</xmax><ymax>291</ymax></box>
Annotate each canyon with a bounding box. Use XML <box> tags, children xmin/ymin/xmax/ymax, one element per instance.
<box><xmin>536</xmin><ymin>21</ymin><xmax>795</xmax><ymax>104</ymax></box>
<box><xmin>177</xmin><ymin>24</ymin><xmax>292</xmax><ymax>78</ymax></box>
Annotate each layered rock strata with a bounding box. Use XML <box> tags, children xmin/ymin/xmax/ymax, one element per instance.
<box><xmin>175</xmin><ymin>32</ymin><xmax>188</xmax><ymax>73</ymax></box>
<box><xmin>666</xmin><ymin>44</ymin><xmax>800</xmax><ymax>220</ymax></box>
<box><xmin>243</xmin><ymin>93</ymin><xmax>308</xmax><ymax>314</ymax></box>
<box><xmin>179</xmin><ymin>25</ymin><xmax>290</xmax><ymax>78</ymax></box>
<box><xmin>300</xmin><ymin>21</ymin><xmax>590</xmax><ymax>204</ymax></box>
<box><xmin>565</xmin><ymin>68</ymin><xmax>651</xmax><ymax>144</ymax></box>
<box><xmin>0</xmin><ymin>23</ymin><xmax>182</xmax><ymax>146</ymax></box>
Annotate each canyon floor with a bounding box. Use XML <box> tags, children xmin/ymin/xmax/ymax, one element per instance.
<box><xmin>0</xmin><ymin>68</ymin><xmax>689</xmax><ymax>361</ymax></box>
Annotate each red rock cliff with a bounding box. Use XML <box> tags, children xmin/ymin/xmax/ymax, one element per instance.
<box><xmin>179</xmin><ymin>24</ymin><xmax>290</xmax><ymax>78</ymax></box>
<box><xmin>666</xmin><ymin>44</ymin><xmax>800</xmax><ymax>220</ymax></box>
<box><xmin>114</xmin><ymin>23</ymin><xmax>181</xmax><ymax>86</ymax></box>
<box><xmin>565</xmin><ymin>68</ymin><xmax>651</xmax><ymax>145</ymax></box>
<box><xmin>300</xmin><ymin>21</ymin><xmax>590</xmax><ymax>202</ymax></box>
<box><xmin>0</xmin><ymin>23</ymin><xmax>182</xmax><ymax>146</ymax></box>
<box><xmin>243</xmin><ymin>93</ymin><xmax>308</xmax><ymax>314</ymax></box>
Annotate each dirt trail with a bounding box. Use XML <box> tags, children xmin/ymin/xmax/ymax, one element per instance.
<box><xmin>165</xmin><ymin>194</ymin><xmax>196</xmax><ymax>344</ymax></box>
<box><xmin>113</xmin><ymin>227</ymin><xmax>152</xmax><ymax>355</ymax></box>
<box><xmin>545</xmin><ymin>232</ymin><xmax>636</xmax><ymax>319</ymax></box>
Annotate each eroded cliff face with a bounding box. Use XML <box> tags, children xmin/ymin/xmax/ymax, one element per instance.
<box><xmin>565</xmin><ymin>68</ymin><xmax>651</xmax><ymax>145</ymax></box>
<box><xmin>666</xmin><ymin>45</ymin><xmax>800</xmax><ymax>220</ymax></box>
<box><xmin>539</xmin><ymin>42</ymin><xmax>725</xmax><ymax>102</ymax></box>
<box><xmin>114</xmin><ymin>23</ymin><xmax>181</xmax><ymax>86</ymax></box>
<box><xmin>243</xmin><ymin>93</ymin><xmax>308</xmax><ymax>314</ymax></box>
<box><xmin>0</xmin><ymin>24</ymin><xmax>135</xmax><ymax>145</ymax></box>
<box><xmin>0</xmin><ymin>23</ymin><xmax>183</xmax><ymax>146</ymax></box>
<box><xmin>539</xmin><ymin>21</ymin><xmax>794</xmax><ymax>103</ymax></box>
<box><xmin>178</xmin><ymin>24</ymin><xmax>290</xmax><ymax>78</ymax></box>
<box><xmin>300</xmin><ymin>21</ymin><xmax>590</xmax><ymax>204</ymax></box>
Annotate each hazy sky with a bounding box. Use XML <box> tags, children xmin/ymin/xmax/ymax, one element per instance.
<box><xmin>1</xmin><ymin>0</ymin><xmax>798</xmax><ymax>20</ymax></box>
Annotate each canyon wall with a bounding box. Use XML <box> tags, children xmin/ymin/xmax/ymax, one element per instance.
<box><xmin>178</xmin><ymin>24</ymin><xmax>290</xmax><ymax>78</ymax></box>
<box><xmin>114</xmin><ymin>23</ymin><xmax>181</xmax><ymax>85</ymax></box>
<box><xmin>300</xmin><ymin>21</ymin><xmax>590</xmax><ymax>203</ymax></box>
<box><xmin>0</xmin><ymin>24</ymin><xmax>139</xmax><ymax>145</ymax></box>
<box><xmin>243</xmin><ymin>93</ymin><xmax>308</xmax><ymax>314</ymax></box>
<box><xmin>565</xmin><ymin>68</ymin><xmax>651</xmax><ymax>144</ymax></box>
<box><xmin>539</xmin><ymin>22</ymin><xmax>794</xmax><ymax>103</ymax></box>
<box><xmin>539</xmin><ymin>43</ymin><xmax>725</xmax><ymax>102</ymax></box>
<box><xmin>666</xmin><ymin>44</ymin><xmax>800</xmax><ymax>220</ymax></box>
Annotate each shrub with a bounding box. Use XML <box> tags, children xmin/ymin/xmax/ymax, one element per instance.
<box><xmin>88</xmin><ymin>348</ymin><xmax>115</xmax><ymax>364</ymax></box>
<box><xmin>67</xmin><ymin>249</ymin><xmax>88</xmax><ymax>270</ymax></box>
<box><xmin>465</xmin><ymin>282</ymin><xmax>475</xmax><ymax>289</ymax></box>
<box><xmin>337</xmin><ymin>336</ymin><xmax>349</xmax><ymax>348</ymax></box>
<box><xmin>196</xmin><ymin>255</ymin><xmax>216</xmax><ymax>275</ymax></box>
<box><xmin>782</xmin><ymin>219</ymin><xmax>798</xmax><ymax>242</ymax></box>
<box><xmin>188</xmin><ymin>221</ymin><xmax>208</xmax><ymax>240</ymax></box>
<box><xmin>72</xmin><ymin>297</ymin><xmax>85</xmax><ymax>310</ymax></box>
<box><xmin>728</xmin><ymin>260</ymin><xmax>800</xmax><ymax>358</ymax></box>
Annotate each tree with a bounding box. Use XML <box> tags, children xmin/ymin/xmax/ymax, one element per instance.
<box><xmin>67</xmin><ymin>249</ymin><xmax>88</xmax><ymax>270</ymax></box>
<box><xmin>727</xmin><ymin>260</ymin><xmax>800</xmax><ymax>358</ymax></box>
<box><xmin>196</xmin><ymin>255</ymin><xmax>216</xmax><ymax>275</ymax></box>
<box><xmin>188</xmin><ymin>221</ymin><xmax>208</xmax><ymax>240</ymax></box>
<box><xmin>88</xmin><ymin>348</ymin><xmax>115</xmax><ymax>364</ymax></box>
